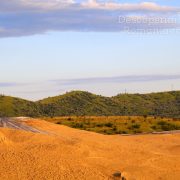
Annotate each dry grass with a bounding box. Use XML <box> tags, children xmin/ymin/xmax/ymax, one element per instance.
<box><xmin>43</xmin><ymin>116</ymin><xmax>180</xmax><ymax>135</ymax></box>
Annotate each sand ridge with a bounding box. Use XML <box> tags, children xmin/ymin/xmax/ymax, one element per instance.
<box><xmin>0</xmin><ymin>118</ymin><xmax>180</xmax><ymax>180</ymax></box>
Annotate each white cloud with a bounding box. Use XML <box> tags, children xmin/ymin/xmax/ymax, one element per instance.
<box><xmin>0</xmin><ymin>0</ymin><xmax>179</xmax><ymax>37</ymax></box>
<box><xmin>20</xmin><ymin>0</ymin><xmax>75</xmax><ymax>10</ymax></box>
<box><xmin>81</xmin><ymin>1</ymin><xmax>177</xmax><ymax>12</ymax></box>
<box><xmin>0</xmin><ymin>0</ymin><xmax>74</xmax><ymax>12</ymax></box>
<box><xmin>0</xmin><ymin>0</ymin><xmax>178</xmax><ymax>12</ymax></box>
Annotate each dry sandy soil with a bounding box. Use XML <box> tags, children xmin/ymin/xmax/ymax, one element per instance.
<box><xmin>0</xmin><ymin>119</ymin><xmax>180</xmax><ymax>180</ymax></box>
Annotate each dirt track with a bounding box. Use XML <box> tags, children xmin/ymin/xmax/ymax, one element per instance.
<box><xmin>0</xmin><ymin>117</ymin><xmax>45</xmax><ymax>133</ymax></box>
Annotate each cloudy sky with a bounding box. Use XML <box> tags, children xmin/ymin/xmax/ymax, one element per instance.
<box><xmin>0</xmin><ymin>0</ymin><xmax>180</xmax><ymax>100</ymax></box>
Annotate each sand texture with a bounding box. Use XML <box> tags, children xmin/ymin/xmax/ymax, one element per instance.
<box><xmin>0</xmin><ymin>119</ymin><xmax>180</xmax><ymax>180</ymax></box>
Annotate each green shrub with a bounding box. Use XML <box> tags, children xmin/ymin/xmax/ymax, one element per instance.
<box><xmin>112</xmin><ymin>126</ymin><xmax>117</xmax><ymax>131</ymax></box>
<box><xmin>96</xmin><ymin>123</ymin><xmax>104</xmax><ymax>127</ymax></box>
<box><xmin>156</xmin><ymin>121</ymin><xmax>180</xmax><ymax>131</ymax></box>
<box><xmin>157</xmin><ymin>121</ymin><xmax>167</xmax><ymax>126</ymax></box>
<box><xmin>72</xmin><ymin>123</ymin><xmax>84</xmax><ymax>129</ymax></box>
<box><xmin>151</xmin><ymin>125</ymin><xmax>157</xmax><ymax>130</ymax></box>
<box><xmin>131</xmin><ymin>124</ymin><xmax>141</xmax><ymax>129</ymax></box>
<box><xmin>104</xmin><ymin>122</ymin><xmax>113</xmax><ymax>127</ymax></box>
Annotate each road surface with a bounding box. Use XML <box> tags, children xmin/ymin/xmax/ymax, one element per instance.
<box><xmin>121</xmin><ymin>130</ymin><xmax>180</xmax><ymax>136</ymax></box>
<box><xmin>0</xmin><ymin>117</ymin><xmax>45</xmax><ymax>133</ymax></box>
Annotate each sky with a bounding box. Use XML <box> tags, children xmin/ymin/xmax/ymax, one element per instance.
<box><xmin>0</xmin><ymin>0</ymin><xmax>180</xmax><ymax>100</ymax></box>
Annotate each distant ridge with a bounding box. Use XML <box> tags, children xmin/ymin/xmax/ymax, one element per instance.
<box><xmin>0</xmin><ymin>91</ymin><xmax>180</xmax><ymax>118</ymax></box>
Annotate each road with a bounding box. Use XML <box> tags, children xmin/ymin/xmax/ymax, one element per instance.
<box><xmin>121</xmin><ymin>130</ymin><xmax>180</xmax><ymax>136</ymax></box>
<box><xmin>0</xmin><ymin>117</ymin><xmax>45</xmax><ymax>133</ymax></box>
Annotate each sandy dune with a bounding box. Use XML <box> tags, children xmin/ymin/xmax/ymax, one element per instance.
<box><xmin>0</xmin><ymin>119</ymin><xmax>180</xmax><ymax>180</ymax></box>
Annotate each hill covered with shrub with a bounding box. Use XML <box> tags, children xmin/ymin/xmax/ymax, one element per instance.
<box><xmin>0</xmin><ymin>95</ymin><xmax>41</xmax><ymax>117</ymax></box>
<box><xmin>0</xmin><ymin>91</ymin><xmax>180</xmax><ymax>118</ymax></box>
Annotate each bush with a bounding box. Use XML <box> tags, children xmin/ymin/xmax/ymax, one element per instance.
<box><xmin>104</xmin><ymin>122</ymin><xmax>113</xmax><ymax>127</ymax></box>
<box><xmin>143</xmin><ymin>115</ymin><xmax>148</xmax><ymax>119</ymax></box>
<box><xmin>96</xmin><ymin>123</ymin><xmax>104</xmax><ymax>127</ymax></box>
<box><xmin>117</xmin><ymin>130</ymin><xmax>128</xmax><ymax>134</ymax></box>
<box><xmin>161</xmin><ymin>123</ymin><xmax>179</xmax><ymax>131</ymax></box>
<box><xmin>157</xmin><ymin>121</ymin><xmax>180</xmax><ymax>131</ymax></box>
<box><xmin>131</xmin><ymin>124</ymin><xmax>141</xmax><ymax>129</ymax></box>
<box><xmin>131</xmin><ymin>120</ymin><xmax>135</xmax><ymax>123</ymax></box>
<box><xmin>157</xmin><ymin>121</ymin><xmax>166</xmax><ymax>126</ymax></box>
<box><xmin>72</xmin><ymin>123</ymin><xmax>84</xmax><ymax>129</ymax></box>
<box><xmin>112</xmin><ymin>126</ymin><xmax>117</xmax><ymax>131</ymax></box>
<box><xmin>133</xmin><ymin>129</ymin><xmax>142</xmax><ymax>134</ymax></box>
<box><xmin>151</xmin><ymin>125</ymin><xmax>157</xmax><ymax>130</ymax></box>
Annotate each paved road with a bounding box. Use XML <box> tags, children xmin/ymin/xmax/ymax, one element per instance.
<box><xmin>0</xmin><ymin>117</ymin><xmax>45</xmax><ymax>133</ymax></box>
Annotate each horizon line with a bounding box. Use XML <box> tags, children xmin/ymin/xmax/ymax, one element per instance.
<box><xmin>0</xmin><ymin>89</ymin><xmax>179</xmax><ymax>102</ymax></box>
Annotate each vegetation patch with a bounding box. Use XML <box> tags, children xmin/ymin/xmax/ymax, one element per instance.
<box><xmin>44</xmin><ymin>116</ymin><xmax>180</xmax><ymax>135</ymax></box>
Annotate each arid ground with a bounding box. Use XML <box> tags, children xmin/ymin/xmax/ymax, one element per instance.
<box><xmin>0</xmin><ymin>118</ymin><xmax>180</xmax><ymax>180</ymax></box>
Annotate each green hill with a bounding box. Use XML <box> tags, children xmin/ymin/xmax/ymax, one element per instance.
<box><xmin>113</xmin><ymin>91</ymin><xmax>180</xmax><ymax>117</ymax></box>
<box><xmin>39</xmin><ymin>91</ymin><xmax>118</xmax><ymax>116</ymax></box>
<box><xmin>0</xmin><ymin>91</ymin><xmax>180</xmax><ymax>118</ymax></box>
<box><xmin>39</xmin><ymin>91</ymin><xmax>180</xmax><ymax>118</ymax></box>
<box><xmin>0</xmin><ymin>95</ymin><xmax>41</xmax><ymax>117</ymax></box>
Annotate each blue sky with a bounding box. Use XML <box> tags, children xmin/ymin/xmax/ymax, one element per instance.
<box><xmin>0</xmin><ymin>0</ymin><xmax>180</xmax><ymax>100</ymax></box>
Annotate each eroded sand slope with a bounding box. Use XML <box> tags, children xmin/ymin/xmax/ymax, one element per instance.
<box><xmin>0</xmin><ymin>119</ymin><xmax>180</xmax><ymax>180</ymax></box>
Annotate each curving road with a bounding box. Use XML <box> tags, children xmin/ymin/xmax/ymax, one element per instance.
<box><xmin>0</xmin><ymin>117</ymin><xmax>45</xmax><ymax>133</ymax></box>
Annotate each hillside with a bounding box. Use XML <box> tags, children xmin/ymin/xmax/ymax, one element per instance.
<box><xmin>39</xmin><ymin>91</ymin><xmax>118</xmax><ymax>116</ymax></box>
<box><xmin>113</xmin><ymin>91</ymin><xmax>180</xmax><ymax>117</ymax></box>
<box><xmin>0</xmin><ymin>91</ymin><xmax>180</xmax><ymax>118</ymax></box>
<box><xmin>0</xmin><ymin>95</ymin><xmax>41</xmax><ymax>117</ymax></box>
<box><xmin>40</xmin><ymin>91</ymin><xmax>180</xmax><ymax>118</ymax></box>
